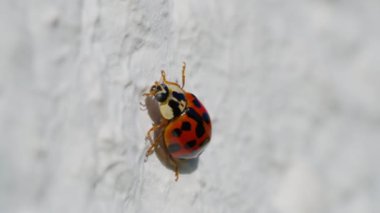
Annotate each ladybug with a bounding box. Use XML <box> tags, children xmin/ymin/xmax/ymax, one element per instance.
<box><xmin>144</xmin><ymin>63</ymin><xmax>212</xmax><ymax>181</ymax></box>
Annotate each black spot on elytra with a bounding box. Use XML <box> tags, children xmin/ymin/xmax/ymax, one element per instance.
<box><xmin>167</xmin><ymin>143</ymin><xmax>181</xmax><ymax>153</ymax></box>
<box><xmin>172</xmin><ymin>128</ymin><xmax>182</xmax><ymax>137</ymax></box>
<box><xmin>186</xmin><ymin>108</ymin><xmax>203</xmax><ymax>124</ymax></box>
<box><xmin>168</xmin><ymin>100</ymin><xmax>181</xmax><ymax>118</ymax></box>
<box><xmin>186</xmin><ymin>108</ymin><xmax>205</xmax><ymax>138</ymax></box>
<box><xmin>192</xmin><ymin>98</ymin><xmax>202</xmax><ymax>108</ymax></box>
<box><xmin>185</xmin><ymin>140</ymin><xmax>197</xmax><ymax>149</ymax></box>
<box><xmin>195</xmin><ymin>123</ymin><xmax>205</xmax><ymax>138</ymax></box>
<box><xmin>202</xmin><ymin>112</ymin><xmax>210</xmax><ymax>124</ymax></box>
<box><xmin>172</xmin><ymin>91</ymin><xmax>186</xmax><ymax>102</ymax></box>
<box><xmin>181</xmin><ymin>121</ymin><xmax>191</xmax><ymax>131</ymax></box>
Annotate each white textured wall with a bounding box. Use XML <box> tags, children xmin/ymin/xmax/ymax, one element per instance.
<box><xmin>1</xmin><ymin>0</ymin><xmax>380</xmax><ymax>213</ymax></box>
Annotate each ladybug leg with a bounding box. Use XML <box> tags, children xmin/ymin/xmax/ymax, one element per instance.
<box><xmin>143</xmin><ymin>81</ymin><xmax>160</xmax><ymax>97</ymax></box>
<box><xmin>145</xmin><ymin>120</ymin><xmax>167</xmax><ymax>157</ymax></box>
<box><xmin>181</xmin><ymin>62</ymin><xmax>186</xmax><ymax>88</ymax></box>
<box><xmin>143</xmin><ymin>92</ymin><xmax>151</xmax><ymax>97</ymax></box>
<box><xmin>145</xmin><ymin>129</ymin><xmax>163</xmax><ymax>157</ymax></box>
<box><xmin>174</xmin><ymin>162</ymin><xmax>179</xmax><ymax>181</ymax></box>
<box><xmin>145</xmin><ymin>120</ymin><xmax>167</xmax><ymax>143</ymax></box>
<box><xmin>167</xmin><ymin>154</ymin><xmax>180</xmax><ymax>181</ymax></box>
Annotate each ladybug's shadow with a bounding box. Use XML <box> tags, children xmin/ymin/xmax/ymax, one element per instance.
<box><xmin>144</xmin><ymin>97</ymin><xmax>199</xmax><ymax>175</ymax></box>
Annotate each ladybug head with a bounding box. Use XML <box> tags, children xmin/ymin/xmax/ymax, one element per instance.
<box><xmin>150</xmin><ymin>83</ymin><xmax>169</xmax><ymax>102</ymax></box>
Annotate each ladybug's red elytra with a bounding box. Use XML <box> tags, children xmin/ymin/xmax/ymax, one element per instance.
<box><xmin>144</xmin><ymin>63</ymin><xmax>212</xmax><ymax>181</ymax></box>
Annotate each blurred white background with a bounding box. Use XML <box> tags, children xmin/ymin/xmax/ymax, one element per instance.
<box><xmin>1</xmin><ymin>0</ymin><xmax>380</xmax><ymax>212</ymax></box>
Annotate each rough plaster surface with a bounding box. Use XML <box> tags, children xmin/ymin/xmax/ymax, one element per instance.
<box><xmin>1</xmin><ymin>0</ymin><xmax>380</xmax><ymax>213</ymax></box>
